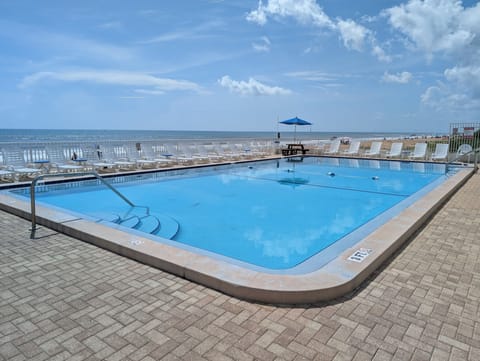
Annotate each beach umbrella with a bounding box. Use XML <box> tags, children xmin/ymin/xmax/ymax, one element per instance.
<box><xmin>279</xmin><ymin>117</ymin><xmax>312</xmax><ymax>143</ymax></box>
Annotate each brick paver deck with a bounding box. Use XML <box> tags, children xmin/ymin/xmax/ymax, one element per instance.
<box><xmin>1</xmin><ymin>173</ymin><xmax>479</xmax><ymax>361</ymax></box>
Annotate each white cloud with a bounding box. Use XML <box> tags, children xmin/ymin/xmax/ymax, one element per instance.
<box><xmin>246</xmin><ymin>0</ymin><xmax>334</xmax><ymax>28</ymax></box>
<box><xmin>421</xmin><ymin>84</ymin><xmax>480</xmax><ymax>110</ymax></box>
<box><xmin>382</xmin><ymin>71</ymin><xmax>413</xmax><ymax>84</ymax></box>
<box><xmin>134</xmin><ymin>89</ymin><xmax>165</xmax><ymax>95</ymax></box>
<box><xmin>246</xmin><ymin>1</ymin><xmax>390</xmax><ymax>61</ymax></box>
<box><xmin>285</xmin><ymin>70</ymin><xmax>355</xmax><ymax>90</ymax></box>
<box><xmin>140</xmin><ymin>31</ymin><xmax>189</xmax><ymax>44</ymax></box>
<box><xmin>252</xmin><ymin>36</ymin><xmax>271</xmax><ymax>52</ymax></box>
<box><xmin>372</xmin><ymin>44</ymin><xmax>392</xmax><ymax>63</ymax></box>
<box><xmin>140</xmin><ymin>21</ymin><xmax>223</xmax><ymax>44</ymax></box>
<box><xmin>119</xmin><ymin>96</ymin><xmax>144</xmax><ymax>99</ymax></box>
<box><xmin>336</xmin><ymin>19</ymin><xmax>369</xmax><ymax>51</ymax></box>
<box><xmin>444</xmin><ymin>65</ymin><xmax>480</xmax><ymax>95</ymax></box>
<box><xmin>335</xmin><ymin>19</ymin><xmax>393</xmax><ymax>62</ymax></box>
<box><xmin>421</xmin><ymin>84</ymin><xmax>444</xmax><ymax>105</ymax></box>
<box><xmin>386</xmin><ymin>0</ymin><xmax>476</xmax><ymax>58</ymax></box>
<box><xmin>218</xmin><ymin>75</ymin><xmax>291</xmax><ymax>96</ymax></box>
<box><xmin>385</xmin><ymin>1</ymin><xmax>480</xmax><ymax>109</ymax></box>
<box><xmin>19</xmin><ymin>70</ymin><xmax>203</xmax><ymax>93</ymax></box>
<box><xmin>246</xmin><ymin>2</ymin><xmax>267</xmax><ymax>25</ymax></box>
<box><xmin>285</xmin><ymin>70</ymin><xmax>339</xmax><ymax>82</ymax></box>
<box><xmin>422</xmin><ymin>65</ymin><xmax>480</xmax><ymax>109</ymax></box>
<box><xmin>461</xmin><ymin>2</ymin><xmax>480</xmax><ymax>34</ymax></box>
<box><xmin>0</xmin><ymin>20</ymin><xmax>135</xmax><ymax>63</ymax></box>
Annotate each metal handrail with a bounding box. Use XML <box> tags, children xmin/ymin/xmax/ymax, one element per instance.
<box><xmin>30</xmin><ymin>171</ymin><xmax>138</xmax><ymax>239</ymax></box>
<box><xmin>445</xmin><ymin>147</ymin><xmax>480</xmax><ymax>173</ymax></box>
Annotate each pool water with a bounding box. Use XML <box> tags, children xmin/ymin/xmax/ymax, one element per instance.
<box><xmin>23</xmin><ymin>157</ymin><xmax>446</xmax><ymax>270</ymax></box>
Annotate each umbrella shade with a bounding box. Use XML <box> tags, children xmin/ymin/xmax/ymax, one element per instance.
<box><xmin>279</xmin><ymin>117</ymin><xmax>312</xmax><ymax>126</ymax></box>
<box><xmin>277</xmin><ymin>177</ymin><xmax>309</xmax><ymax>188</ymax></box>
<box><xmin>279</xmin><ymin>117</ymin><xmax>312</xmax><ymax>142</ymax></box>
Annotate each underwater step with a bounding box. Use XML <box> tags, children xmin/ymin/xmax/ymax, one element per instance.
<box><xmin>93</xmin><ymin>212</ymin><xmax>121</xmax><ymax>224</ymax></box>
<box><xmin>92</xmin><ymin>212</ymin><xmax>179</xmax><ymax>240</ymax></box>
<box><xmin>152</xmin><ymin>213</ymin><xmax>180</xmax><ymax>240</ymax></box>
<box><xmin>119</xmin><ymin>216</ymin><xmax>140</xmax><ymax>229</ymax></box>
<box><xmin>135</xmin><ymin>215</ymin><xmax>161</xmax><ymax>235</ymax></box>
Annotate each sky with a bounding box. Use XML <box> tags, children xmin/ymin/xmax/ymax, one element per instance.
<box><xmin>1</xmin><ymin>0</ymin><xmax>479</xmax><ymax>133</ymax></box>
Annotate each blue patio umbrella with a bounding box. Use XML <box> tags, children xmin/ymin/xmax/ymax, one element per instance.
<box><xmin>279</xmin><ymin>117</ymin><xmax>312</xmax><ymax>143</ymax></box>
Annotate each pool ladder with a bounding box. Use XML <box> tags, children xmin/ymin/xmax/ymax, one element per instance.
<box><xmin>29</xmin><ymin>171</ymin><xmax>145</xmax><ymax>239</ymax></box>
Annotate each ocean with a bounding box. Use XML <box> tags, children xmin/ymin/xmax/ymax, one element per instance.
<box><xmin>0</xmin><ymin>129</ymin><xmax>418</xmax><ymax>144</ymax></box>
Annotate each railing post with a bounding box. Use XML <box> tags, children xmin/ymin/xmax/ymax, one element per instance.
<box><xmin>475</xmin><ymin>149</ymin><xmax>478</xmax><ymax>172</ymax></box>
<box><xmin>30</xmin><ymin>179</ymin><xmax>37</xmax><ymax>239</ymax></box>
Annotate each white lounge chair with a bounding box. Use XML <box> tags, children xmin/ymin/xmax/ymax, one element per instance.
<box><xmin>216</xmin><ymin>144</ymin><xmax>242</xmax><ymax>160</ymax></box>
<box><xmin>248</xmin><ymin>141</ymin><xmax>271</xmax><ymax>157</ymax></box>
<box><xmin>146</xmin><ymin>144</ymin><xmax>177</xmax><ymax>167</ymax></box>
<box><xmin>12</xmin><ymin>167</ymin><xmax>43</xmax><ymax>180</ymax></box>
<box><xmin>199</xmin><ymin>144</ymin><xmax>224</xmax><ymax>162</ymax></box>
<box><xmin>158</xmin><ymin>144</ymin><xmax>193</xmax><ymax>165</ymax></box>
<box><xmin>324</xmin><ymin>140</ymin><xmax>340</xmax><ymax>155</ymax></box>
<box><xmin>0</xmin><ymin>169</ymin><xmax>15</xmax><ymax>182</ymax></box>
<box><xmin>409</xmin><ymin>143</ymin><xmax>427</xmax><ymax>160</ymax></box>
<box><xmin>0</xmin><ymin>151</ymin><xmax>15</xmax><ymax>182</ymax></box>
<box><xmin>342</xmin><ymin>141</ymin><xmax>360</xmax><ymax>156</ymax></box>
<box><xmin>114</xmin><ymin>146</ymin><xmax>137</xmax><ymax>168</ymax></box>
<box><xmin>456</xmin><ymin>144</ymin><xmax>472</xmax><ymax>163</ymax></box>
<box><xmin>457</xmin><ymin>144</ymin><xmax>472</xmax><ymax>155</ymax></box>
<box><xmin>178</xmin><ymin>144</ymin><xmax>209</xmax><ymax>164</ymax></box>
<box><xmin>125</xmin><ymin>144</ymin><xmax>160</xmax><ymax>169</ymax></box>
<box><xmin>91</xmin><ymin>145</ymin><xmax>117</xmax><ymax>172</ymax></box>
<box><xmin>385</xmin><ymin>142</ymin><xmax>403</xmax><ymax>158</ymax></box>
<box><xmin>233</xmin><ymin>144</ymin><xmax>254</xmax><ymax>159</ymax></box>
<box><xmin>431</xmin><ymin>143</ymin><xmax>449</xmax><ymax>161</ymax></box>
<box><xmin>47</xmin><ymin>146</ymin><xmax>91</xmax><ymax>173</ymax></box>
<box><xmin>2</xmin><ymin>149</ymin><xmax>43</xmax><ymax>180</ymax></box>
<box><xmin>23</xmin><ymin>147</ymin><xmax>51</xmax><ymax>171</ymax></box>
<box><xmin>135</xmin><ymin>155</ymin><xmax>158</xmax><ymax>169</ymax></box>
<box><xmin>364</xmin><ymin>141</ymin><xmax>382</xmax><ymax>157</ymax></box>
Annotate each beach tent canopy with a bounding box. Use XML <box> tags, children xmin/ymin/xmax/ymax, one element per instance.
<box><xmin>279</xmin><ymin>117</ymin><xmax>312</xmax><ymax>126</ymax></box>
<box><xmin>279</xmin><ymin>116</ymin><xmax>312</xmax><ymax>142</ymax></box>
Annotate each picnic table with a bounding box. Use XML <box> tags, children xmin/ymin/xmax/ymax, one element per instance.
<box><xmin>281</xmin><ymin>143</ymin><xmax>310</xmax><ymax>156</ymax></box>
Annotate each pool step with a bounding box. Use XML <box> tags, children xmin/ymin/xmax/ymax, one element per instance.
<box><xmin>95</xmin><ymin>212</ymin><xmax>179</xmax><ymax>240</ymax></box>
<box><xmin>119</xmin><ymin>216</ymin><xmax>141</xmax><ymax>229</ymax></box>
<box><xmin>93</xmin><ymin>212</ymin><xmax>121</xmax><ymax>224</ymax></box>
<box><xmin>135</xmin><ymin>215</ymin><xmax>161</xmax><ymax>235</ymax></box>
<box><xmin>152</xmin><ymin>213</ymin><xmax>180</xmax><ymax>240</ymax></box>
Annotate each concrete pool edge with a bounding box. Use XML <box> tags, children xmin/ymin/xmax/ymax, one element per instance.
<box><xmin>0</xmin><ymin>167</ymin><xmax>473</xmax><ymax>304</ymax></box>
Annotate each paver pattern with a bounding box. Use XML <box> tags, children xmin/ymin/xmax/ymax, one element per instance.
<box><xmin>1</xmin><ymin>173</ymin><xmax>480</xmax><ymax>361</ymax></box>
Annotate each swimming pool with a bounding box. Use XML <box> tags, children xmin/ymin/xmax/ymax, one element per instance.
<box><xmin>0</xmin><ymin>156</ymin><xmax>472</xmax><ymax>303</ymax></box>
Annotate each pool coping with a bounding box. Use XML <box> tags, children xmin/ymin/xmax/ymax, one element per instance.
<box><xmin>0</xmin><ymin>164</ymin><xmax>473</xmax><ymax>304</ymax></box>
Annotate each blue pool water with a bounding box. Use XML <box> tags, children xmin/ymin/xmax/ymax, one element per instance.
<box><xmin>14</xmin><ymin>157</ymin><xmax>447</xmax><ymax>270</ymax></box>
